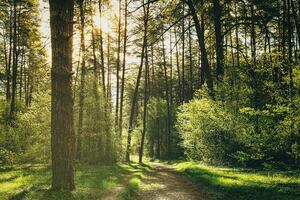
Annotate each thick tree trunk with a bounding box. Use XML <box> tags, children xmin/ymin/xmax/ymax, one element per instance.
<box><xmin>49</xmin><ymin>0</ymin><xmax>75</xmax><ymax>190</ymax></box>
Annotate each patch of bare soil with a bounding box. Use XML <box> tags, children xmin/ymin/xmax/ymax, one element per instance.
<box><xmin>136</xmin><ymin>162</ymin><xmax>209</xmax><ymax>200</ymax></box>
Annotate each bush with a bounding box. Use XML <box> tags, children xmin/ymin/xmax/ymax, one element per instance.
<box><xmin>0</xmin><ymin>147</ymin><xmax>15</xmax><ymax>165</ymax></box>
<box><xmin>176</xmin><ymin>91</ymin><xmax>241</xmax><ymax>165</ymax></box>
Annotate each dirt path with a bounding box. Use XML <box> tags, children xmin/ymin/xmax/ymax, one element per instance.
<box><xmin>136</xmin><ymin>162</ymin><xmax>209</xmax><ymax>200</ymax></box>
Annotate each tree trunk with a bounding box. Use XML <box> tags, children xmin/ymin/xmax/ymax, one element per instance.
<box><xmin>185</xmin><ymin>0</ymin><xmax>214</xmax><ymax>97</ymax></box>
<box><xmin>174</xmin><ymin>27</ymin><xmax>182</xmax><ymax>103</ymax></box>
<box><xmin>188</xmin><ymin>18</ymin><xmax>193</xmax><ymax>99</ymax></box>
<box><xmin>10</xmin><ymin>0</ymin><xmax>18</xmax><ymax>119</ymax></box>
<box><xmin>213</xmin><ymin>0</ymin><xmax>224</xmax><ymax>81</ymax></box>
<box><xmin>125</xmin><ymin>0</ymin><xmax>150</xmax><ymax>162</ymax></box>
<box><xmin>98</xmin><ymin>0</ymin><xmax>106</xmax><ymax>94</ymax></box>
<box><xmin>119</xmin><ymin>0</ymin><xmax>128</xmax><ymax>138</ymax></box>
<box><xmin>139</xmin><ymin>39</ymin><xmax>149</xmax><ymax>164</ymax></box>
<box><xmin>49</xmin><ymin>0</ymin><xmax>75</xmax><ymax>190</ymax></box>
<box><xmin>162</xmin><ymin>34</ymin><xmax>172</xmax><ymax>158</ymax></box>
<box><xmin>115</xmin><ymin>0</ymin><xmax>122</xmax><ymax>135</ymax></box>
<box><xmin>181</xmin><ymin>2</ymin><xmax>185</xmax><ymax>101</ymax></box>
<box><xmin>77</xmin><ymin>0</ymin><xmax>86</xmax><ymax>161</ymax></box>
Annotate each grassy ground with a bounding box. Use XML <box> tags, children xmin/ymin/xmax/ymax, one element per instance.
<box><xmin>118</xmin><ymin>163</ymin><xmax>154</xmax><ymax>200</ymax></box>
<box><xmin>174</xmin><ymin>162</ymin><xmax>300</xmax><ymax>200</ymax></box>
<box><xmin>0</xmin><ymin>163</ymin><xmax>136</xmax><ymax>200</ymax></box>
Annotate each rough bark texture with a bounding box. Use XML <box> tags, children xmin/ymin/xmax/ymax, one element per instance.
<box><xmin>49</xmin><ymin>0</ymin><xmax>75</xmax><ymax>190</ymax></box>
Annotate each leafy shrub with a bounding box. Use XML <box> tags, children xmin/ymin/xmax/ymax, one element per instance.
<box><xmin>0</xmin><ymin>147</ymin><xmax>15</xmax><ymax>165</ymax></box>
<box><xmin>176</xmin><ymin>91</ymin><xmax>241</xmax><ymax>165</ymax></box>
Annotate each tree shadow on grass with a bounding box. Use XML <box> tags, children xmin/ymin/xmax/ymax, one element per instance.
<box><xmin>5</xmin><ymin>164</ymin><xmax>134</xmax><ymax>200</ymax></box>
<box><xmin>179</xmin><ymin>167</ymin><xmax>300</xmax><ymax>200</ymax></box>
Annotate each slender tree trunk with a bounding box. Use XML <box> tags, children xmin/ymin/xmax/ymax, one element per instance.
<box><xmin>19</xmin><ymin>48</ymin><xmax>25</xmax><ymax>100</ymax></box>
<box><xmin>287</xmin><ymin>0</ymin><xmax>295</xmax><ymax>141</ymax></box>
<box><xmin>174</xmin><ymin>27</ymin><xmax>181</xmax><ymax>103</ymax></box>
<box><xmin>10</xmin><ymin>0</ymin><xmax>18</xmax><ymax>119</ymax></box>
<box><xmin>139</xmin><ymin>42</ymin><xmax>149</xmax><ymax>164</ymax></box>
<box><xmin>213</xmin><ymin>0</ymin><xmax>224</xmax><ymax>81</ymax></box>
<box><xmin>115</xmin><ymin>0</ymin><xmax>122</xmax><ymax>134</ymax></box>
<box><xmin>251</xmin><ymin>1</ymin><xmax>257</xmax><ymax>65</ymax></box>
<box><xmin>188</xmin><ymin>19</ymin><xmax>193</xmax><ymax>99</ymax></box>
<box><xmin>119</xmin><ymin>0</ymin><xmax>128</xmax><ymax>138</ymax></box>
<box><xmin>6</xmin><ymin>8</ymin><xmax>13</xmax><ymax>102</ymax></box>
<box><xmin>162</xmin><ymin>34</ymin><xmax>172</xmax><ymax>158</ymax></box>
<box><xmin>181</xmin><ymin>2</ymin><xmax>185</xmax><ymax>101</ymax></box>
<box><xmin>235</xmin><ymin>1</ymin><xmax>240</xmax><ymax>67</ymax></box>
<box><xmin>291</xmin><ymin>0</ymin><xmax>300</xmax><ymax>46</ymax></box>
<box><xmin>125</xmin><ymin>0</ymin><xmax>150</xmax><ymax>162</ymax></box>
<box><xmin>169</xmin><ymin>29</ymin><xmax>173</xmax><ymax>105</ymax></box>
<box><xmin>49</xmin><ymin>0</ymin><xmax>75</xmax><ymax>190</ymax></box>
<box><xmin>185</xmin><ymin>0</ymin><xmax>214</xmax><ymax>97</ymax></box>
<box><xmin>77</xmin><ymin>0</ymin><xmax>86</xmax><ymax>160</ymax></box>
<box><xmin>98</xmin><ymin>0</ymin><xmax>106</xmax><ymax>94</ymax></box>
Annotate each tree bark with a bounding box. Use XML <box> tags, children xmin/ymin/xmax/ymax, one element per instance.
<box><xmin>49</xmin><ymin>0</ymin><xmax>75</xmax><ymax>190</ymax></box>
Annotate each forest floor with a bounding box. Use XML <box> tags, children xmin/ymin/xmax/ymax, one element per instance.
<box><xmin>1</xmin><ymin>161</ymin><xmax>300</xmax><ymax>200</ymax></box>
<box><xmin>0</xmin><ymin>163</ymin><xmax>148</xmax><ymax>200</ymax></box>
<box><xmin>119</xmin><ymin>161</ymin><xmax>300</xmax><ymax>200</ymax></box>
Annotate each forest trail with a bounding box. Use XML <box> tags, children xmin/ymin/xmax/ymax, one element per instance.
<box><xmin>135</xmin><ymin>162</ymin><xmax>209</xmax><ymax>200</ymax></box>
<box><xmin>101</xmin><ymin>173</ymin><xmax>132</xmax><ymax>200</ymax></box>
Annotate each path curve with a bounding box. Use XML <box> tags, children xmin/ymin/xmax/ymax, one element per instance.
<box><xmin>136</xmin><ymin>162</ymin><xmax>209</xmax><ymax>200</ymax></box>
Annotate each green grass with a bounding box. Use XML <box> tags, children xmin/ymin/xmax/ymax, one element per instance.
<box><xmin>118</xmin><ymin>162</ymin><xmax>153</xmax><ymax>200</ymax></box>
<box><xmin>174</xmin><ymin>162</ymin><xmax>300</xmax><ymax>200</ymax></box>
<box><xmin>0</xmin><ymin>163</ymin><xmax>134</xmax><ymax>200</ymax></box>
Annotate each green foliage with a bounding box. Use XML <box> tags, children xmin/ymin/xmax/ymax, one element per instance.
<box><xmin>0</xmin><ymin>92</ymin><xmax>51</xmax><ymax>165</ymax></box>
<box><xmin>176</xmin><ymin>90</ymin><xmax>240</xmax><ymax>165</ymax></box>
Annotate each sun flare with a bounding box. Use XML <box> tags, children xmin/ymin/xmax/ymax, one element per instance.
<box><xmin>93</xmin><ymin>14</ymin><xmax>110</xmax><ymax>34</ymax></box>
